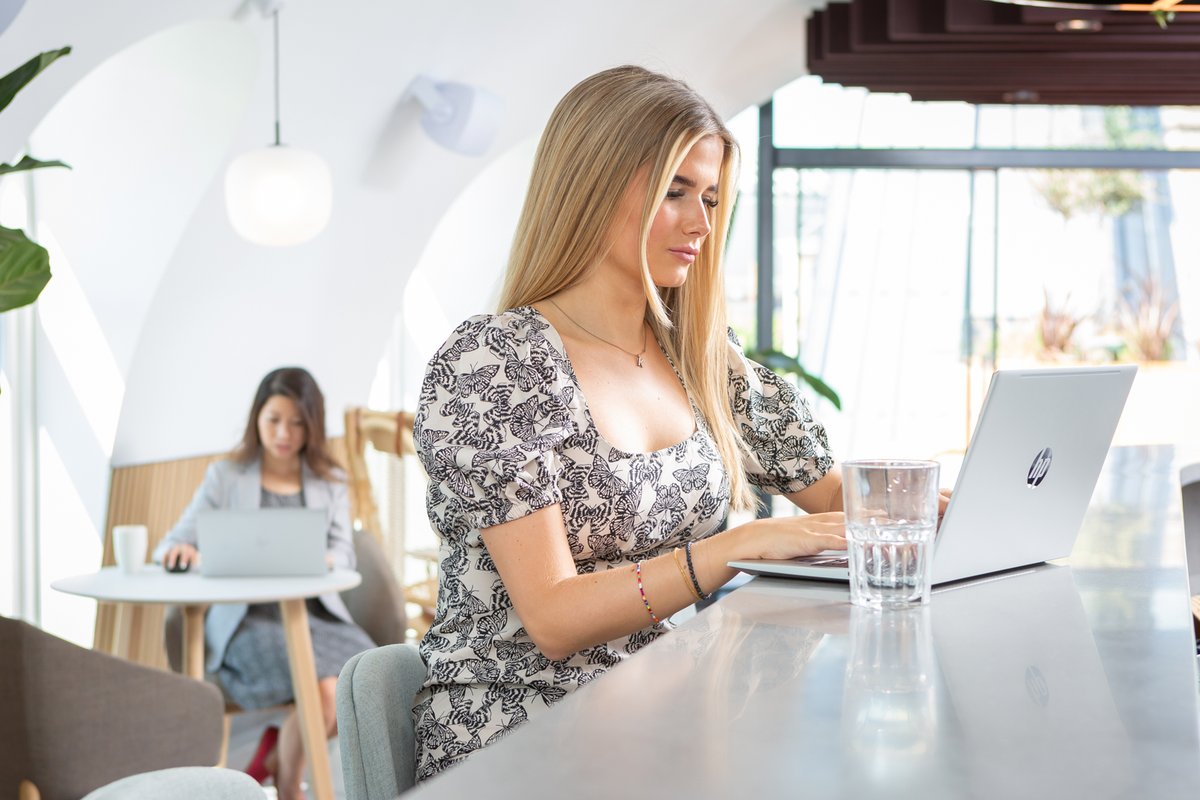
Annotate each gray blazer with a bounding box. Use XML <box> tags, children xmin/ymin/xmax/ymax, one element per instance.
<box><xmin>152</xmin><ymin>457</ymin><xmax>356</xmax><ymax>673</ymax></box>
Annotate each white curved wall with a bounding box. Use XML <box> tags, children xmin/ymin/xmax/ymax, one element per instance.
<box><xmin>2</xmin><ymin>1</ymin><xmax>822</xmax><ymax>540</ymax></box>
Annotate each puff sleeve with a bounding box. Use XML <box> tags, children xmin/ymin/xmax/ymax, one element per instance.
<box><xmin>726</xmin><ymin>331</ymin><xmax>834</xmax><ymax>494</ymax></box>
<box><xmin>414</xmin><ymin>312</ymin><xmax>579</xmax><ymax>539</ymax></box>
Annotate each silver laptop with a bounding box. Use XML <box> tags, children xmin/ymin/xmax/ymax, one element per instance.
<box><xmin>197</xmin><ymin>508</ymin><xmax>328</xmax><ymax>577</ymax></box>
<box><xmin>728</xmin><ymin>365</ymin><xmax>1137</xmax><ymax>585</ymax></box>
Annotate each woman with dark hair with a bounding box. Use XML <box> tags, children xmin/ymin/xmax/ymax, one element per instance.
<box><xmin>154</xmin><ymin>366</ymin><xmax>373</xmax><ymax>799</ymax></box>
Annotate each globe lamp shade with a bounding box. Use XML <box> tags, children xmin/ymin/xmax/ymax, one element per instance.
<box><xmin>224</xmin><ymin>144</ymin><xmax>332</xmax><ymax>246</ymax></box>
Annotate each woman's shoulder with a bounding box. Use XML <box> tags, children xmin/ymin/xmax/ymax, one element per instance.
<box><xmin>431</xmin><ymin>307</ymin><xmax>559</xmax><ymax>367</ymax></box>
<box><xmin>444</xmin><ymin>307</ymin><xmax>551</xmax><ymax>345</ymax></box>
<box><xmin>206</xmin><ymin>457</ymin><xmax>247</xmax><ymax>480</ymax></box>
<box><xmin>303</xmin><ymin>460</ymin><xmax>346</xmax><ymax>485</ymax></box>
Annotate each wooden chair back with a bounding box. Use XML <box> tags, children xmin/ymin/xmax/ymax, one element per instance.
<box><xmin>343</xmin><ymin>408</ymin><xmax>437</xmax><ymax>637</ymax></box>
<box><xmin>343</xmin><ymin>408</ymin><xmax>416</xmax><ymax>541</ymax></box>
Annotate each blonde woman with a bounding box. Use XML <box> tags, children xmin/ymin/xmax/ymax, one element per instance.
<box><xmin>412</xmin><ymin>65</ymin><xmax>847</xmax><ymax>780</ymax></box>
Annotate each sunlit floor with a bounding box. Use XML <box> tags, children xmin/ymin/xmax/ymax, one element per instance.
<box><xmin>227</xmin><ymin>706</ymin><xmax>345</xmax><ymax>800</ymax></box>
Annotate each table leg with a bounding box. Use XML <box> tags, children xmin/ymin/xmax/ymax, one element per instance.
<box><xmin>178</xmin><ymin>604</ymin><xmax>227</xmax><ymax>767</ymax></box>
<box><xmin>280</xmin><ymin>598</ymin><xmax>333</xmax><ymax>800</ymax></box>
<box><xmin>181</xmin><ymin>605</ymin><xmax>206</xmax><ymax>680</ymax></box>
<box><xmin>111</xmin><ymin>602</ymin><xmax>134</xmax><ymax>659</ymax></box>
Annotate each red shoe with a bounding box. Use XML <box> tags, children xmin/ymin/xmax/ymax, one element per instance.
<box><xmin>244</xmin><ymin>724</ymin><xmax>279</xmax><ymax>784</ymax></box>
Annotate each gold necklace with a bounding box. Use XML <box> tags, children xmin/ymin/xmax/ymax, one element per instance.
<box><xmin>546</xmin><ymin>297</ymin><xmax>648</xmax><ymax>368</ymax></box>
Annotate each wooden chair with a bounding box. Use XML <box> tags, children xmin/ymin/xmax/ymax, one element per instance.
<box><xmin>343</xmin><ymin>407</ymin><xmax>438</xmax><ymax>639</ymax></box>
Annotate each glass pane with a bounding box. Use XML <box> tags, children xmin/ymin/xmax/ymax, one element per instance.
<box><xmin>762</xmin><ymin>163</ymin><xmax>1200</xmax><ymax>471</ymax></box>
<box><xmin>724</xmin><ymin>103</ymin><xmax>761</xmax><ymax>346</ymax></box>
<box><xmin>773</xmin><ymin>76</ymin><xmax>975</xmax><ymax>150</ymax></box>
<box><xmin>773</xmin><ymin>167</ymin><xmax>973</xmax><ymax>460</ymax></box>
<box><xmin>992</xmin><ymin>167</ymin><xmax>1200</xmax><ymax>451</ymax></box>
<box><xmin>774</xmin><ymin>76</ymin><xmax>1200</xmax><ymax>152</ymax></box>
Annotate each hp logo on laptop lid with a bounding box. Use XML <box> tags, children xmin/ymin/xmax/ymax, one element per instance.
<box><xmin>1027</xmin><ymin>447</ymin><xmax>1053</xmax><ymax>488</ymax></box>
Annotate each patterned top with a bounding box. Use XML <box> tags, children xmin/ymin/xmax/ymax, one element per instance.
<box><xmin>411</xmin><ymin>306</ymin><xmax>833</xmax><ymax>780</ymax></box>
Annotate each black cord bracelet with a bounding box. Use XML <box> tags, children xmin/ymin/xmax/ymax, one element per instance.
<box><xmin>684</xmin><ymin>541</ymin><xmax>711</xmax><ymax>600</ymax></box>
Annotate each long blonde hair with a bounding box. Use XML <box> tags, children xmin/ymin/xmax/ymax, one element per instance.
<box><xmin>497</xmin><ymin>65</ymin><xmax>753</xmax><ymax>510</ymax></box>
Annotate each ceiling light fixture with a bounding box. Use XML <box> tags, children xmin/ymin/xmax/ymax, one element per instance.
<box><xmin>224</xmin><ymin>1</ymin><xmax>332</xmax><ymax>247</ymax></box>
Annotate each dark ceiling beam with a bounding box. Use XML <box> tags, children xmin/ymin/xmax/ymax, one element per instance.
<box><xmin>807</xmin><ymin>0</ymin><xmax>1200</xmax><ymax>105</ymax></box>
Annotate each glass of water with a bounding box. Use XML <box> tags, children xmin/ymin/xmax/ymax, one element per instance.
<box><xmin>842</xmin><ymin>460</ymin><xmax>941</xmax><ymax>610</ymax></box>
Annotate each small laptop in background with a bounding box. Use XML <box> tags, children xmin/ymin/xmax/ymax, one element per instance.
<box><xmin>729</xmin><ymin>364</ymin><xmax>1137</xmax><ymax>585</ymax></box>
<box><xmin>197</xmin><ymin>508</ymin><xmax>328</xmax><ymax>577</ymax></box>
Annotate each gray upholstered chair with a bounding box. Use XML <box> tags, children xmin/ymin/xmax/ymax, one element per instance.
<box><xmin>80</xmin><ymin>767</ymin><xmax>262</xmax><ymax>800</ymax></box>
<box><xmin>336</xmin><ymin>642</ymin><xmax>427</xmax><ymax>799</ymax></box>
<box><xmin>341</xmin><ymin>528</ymin><xmax>408</xmax><ymax>648</ymax></box>
<box><xmin>0</xmin><ymin>615</ymin><xmax>262</xmax><ymax>800</ymax></box>
<box><xmin>1182</xmin><ymin>462</ymin><xmax>1200</xmax><ymax>640</ymax></box>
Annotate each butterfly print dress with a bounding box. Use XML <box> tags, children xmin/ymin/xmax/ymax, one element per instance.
<box><xmin>411</xmin><ymin>306</ymin><xmax>833</xmax><ymax>780</ymax></box>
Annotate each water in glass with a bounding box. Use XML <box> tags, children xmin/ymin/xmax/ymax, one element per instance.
<box><xmin>847</xmin><ymin>520</ymin><xmax>935</xmax><ymax>609</ymax></box>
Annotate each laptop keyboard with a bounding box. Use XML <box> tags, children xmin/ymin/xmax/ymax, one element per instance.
<box><xmin>794</xmin><ymin>554</ymin><xmax>850</xmax><ymax>568</ymax></box>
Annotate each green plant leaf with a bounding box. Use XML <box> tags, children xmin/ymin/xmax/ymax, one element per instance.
<box><xmin>794</xmin><ymin>368</ymin><xmax>842</xmax><ymax>410</ymax></box>
<box><xmin>0</xmin><ymin>47</ymin><xmax>71</xmax><ymax>115</ymax></box>
<box><xmin>0</xmin><ymin>155</ymin><xmax>70</xmax><ymax>176</ymax></box>
<box><xmin>0</xmin><ymin>226</ymin><xmax>52</xmax><ymax>312</ymax></box>
<box><xmin>744</xmin><ymin>348</ymin><xmax>842</xmax><ymax>410</ymax></box>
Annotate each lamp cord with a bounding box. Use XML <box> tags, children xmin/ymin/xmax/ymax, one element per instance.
<box><xmin>272</xmin><ymin>8</ymin><xmax>281</xmax><ymax>146</ymax></box>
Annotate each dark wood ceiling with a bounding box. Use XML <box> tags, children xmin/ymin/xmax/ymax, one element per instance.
<box><xmin>807</xmin><ymin>0</ymin><xmax>1200</xmax><ymax>106</ymax></box>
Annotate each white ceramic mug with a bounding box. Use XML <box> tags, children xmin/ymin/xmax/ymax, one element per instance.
<box><xmin>113</xmin><ymin>524</ymin><xmax>149</xmax><ymax>574</ymax></box>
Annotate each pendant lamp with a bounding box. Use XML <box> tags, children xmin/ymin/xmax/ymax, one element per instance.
<box><xmin>225</xmin><ymin>5</ymin><xmax>331</xmax><ymax>247</ymax></box>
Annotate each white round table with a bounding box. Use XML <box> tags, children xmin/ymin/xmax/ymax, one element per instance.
<box><xmin>53</xmin><ymin>566</ymin><xmax>362</xmax><ymax>800</ymax></box>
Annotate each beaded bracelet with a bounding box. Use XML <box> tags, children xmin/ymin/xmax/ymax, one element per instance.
<box><xmin>684</xmin><ymin>541</ymin><xmax>710</xmax><ymax>600</ymax></box>
<box><xmin>635</xmin><ymin>561</ymin><xmax>660</xmax><ymax>624</ymax></box>
<box><xmin>673</xmin><ymin>547</ymin><xmax>702</xmax><ymax>601</ymax></box>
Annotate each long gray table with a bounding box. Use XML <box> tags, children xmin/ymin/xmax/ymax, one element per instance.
<box><xmin>410</xmin><ymin>445</ymin><xmax>1200</xmax><ymax>799</ymax></box>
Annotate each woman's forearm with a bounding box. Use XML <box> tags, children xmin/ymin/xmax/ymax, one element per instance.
<box><xmin>485</xmin><ymin>507</ymin><xmax>842</xmax><ymax>661</ymax></box>
<box><xmin>518</xmin><ymin>541</ymin><xmax>732</xmax><ymax>660</ymax></box>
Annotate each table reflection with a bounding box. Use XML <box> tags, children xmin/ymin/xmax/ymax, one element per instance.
<box><xmin>930</xmin><ymin>566</ymin><xmax>1133</xmax><ymax>799</ymax></box>
<box><xmin>842</xmin><ymin>606</ymin><xmax>940</xmax><ymax>794</ymax></box>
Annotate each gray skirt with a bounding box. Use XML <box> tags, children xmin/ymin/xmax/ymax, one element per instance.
<box><xmin>216</xmin><ymin>599</ymin><xmax>376</xmax><ymax>710</ymax></box>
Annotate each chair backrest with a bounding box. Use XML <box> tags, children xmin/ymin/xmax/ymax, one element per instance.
<box><xmin>0</xmin><ymin>615</ymin><xmax>225</xmax><ymax>800</ymax></box>
<box><xmin>336</xmin><ymin>642</ymin><xmax>427</xmax><ymax>799</ymax></box>
<box><xmin>343</xmin><ymin>407</ymin><xmax>441</xmax><ymax>637</ymax></box>
<box><xmin>344</xmin><ymin>407</ymin><xmax>416</xmax><ymax>542</ymax></box>
<box><xmin>339</xmin><ymin>528</ymin><xmax>408</xmax><ymax>647</ymax></box>
<box><xmin>1182</xmin><ymin>463</ymin><xmax>1200</xmax><ymax>636</ymax></box>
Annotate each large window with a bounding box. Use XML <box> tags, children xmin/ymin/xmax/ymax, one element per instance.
<box><xmin>724</xmin><ymin>77</ymin><xmax>1200</xmax><ymax>506</ymax></box>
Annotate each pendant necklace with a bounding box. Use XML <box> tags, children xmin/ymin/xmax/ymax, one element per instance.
<box><xmin>546</xmin><ymin>298</ymin><xmax>648</xmax><ymax>368</ymax></box>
